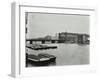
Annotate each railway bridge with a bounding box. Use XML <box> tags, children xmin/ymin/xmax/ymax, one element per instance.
<box><xmin>26</xmin><ymin>39</ymin><xmax>65</xmax><ymax>44</ymax></box>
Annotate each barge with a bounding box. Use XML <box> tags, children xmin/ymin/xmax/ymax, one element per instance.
<box><xmin>26</xmin><ymin>44</ymin><xmax>57</xmax><ymax>50</ymax></box>
<box><xmin>26</xmin><ymin>53</ymin><xmax>56</xmax><ymax>66</ymax></box>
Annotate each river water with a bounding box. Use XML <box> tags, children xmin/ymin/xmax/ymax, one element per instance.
<box><xmin>26</xmin><ymin>43</ymin><xmax>89</xmax><ymax>67</ymax></box>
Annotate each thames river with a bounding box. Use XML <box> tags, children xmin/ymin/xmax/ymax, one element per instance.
<box><xmin>26</xmin><ymin>43</ymin><xmax>89</xmax><ymax>67</ymax></box>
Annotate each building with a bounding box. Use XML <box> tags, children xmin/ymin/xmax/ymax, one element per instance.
<box><xmin>58</xmin><ymin>32</ymin><xmax>89</xmax><ymax>44</ymax></box>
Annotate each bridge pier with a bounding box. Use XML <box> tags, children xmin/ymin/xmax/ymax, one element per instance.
<box><xmin>42</xmin><ymin>41</ymin><xmax>45</xmax><ymax>44</ymax></box>
<box><xmin>51</xmin><ymin>40</ymin><xmax>55</xmax><ymax>43</ymax></box>
<box><xmin>30</xmin><ymin>40</ymin><xmax>33</xmax><ymax>44</ymax></box>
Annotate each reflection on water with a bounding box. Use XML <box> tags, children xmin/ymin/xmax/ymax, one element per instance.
<box><xmin>26</xmin><ymin>60</ymin><xmax>56</xmax><ymax>67</ymax></box>
<box><xmin>26</xmin><ymin>43</ymin><xmax>89</xmax><ymax>67</ymax></box>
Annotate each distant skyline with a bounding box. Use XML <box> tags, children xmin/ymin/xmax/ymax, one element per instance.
<box><xmin>26</xmin><ymin>13</ymin><xmax>89</xmax><ymax>39</ymax></box>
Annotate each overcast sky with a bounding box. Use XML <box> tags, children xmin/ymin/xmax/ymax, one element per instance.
<box><xmin>26</xmin><ymin>13</ymin><xmax>89</xmax><ymax>39</ymax></box>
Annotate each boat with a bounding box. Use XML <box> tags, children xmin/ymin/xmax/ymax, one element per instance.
<box><xmin>26</xmin><ymin>44</ymin><xmax>57</xmax><ymax>50</ymax></box>
<box><xmin>26</xmin><ymin>53</ymin><xmax>56</xmax><ymax>66</ymax></box>
<box><xmin>38</xmin><ymin>53</ymin><xmax>56</xmax><ymax>62</ymax></box>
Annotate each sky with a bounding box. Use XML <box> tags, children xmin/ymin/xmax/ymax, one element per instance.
<box><xmin>26</xmin><ymin>12</ymin><xmax>89</xmax><ymax>39</ymax></box>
